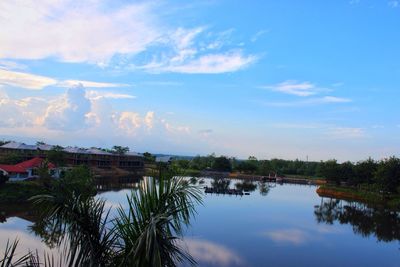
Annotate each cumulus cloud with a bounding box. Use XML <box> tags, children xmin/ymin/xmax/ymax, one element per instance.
<box><xmin>117</xmin><ymin>112</ymin><xmax>142</xmax><ymax>134</ymax></box>
<box><xmin>144</xmin><ymin>111</ymin><xmax>155</xmax><ymax>129</ymax></box>
<box><xmin>0</xmin><ymin>90</ymin><xmax>48</xmax><ymax>127</ymax></box>
<box><xmin>43</xmin><ymin>86</ymin><xmax>91</xmax><ymax>130</ymax></box>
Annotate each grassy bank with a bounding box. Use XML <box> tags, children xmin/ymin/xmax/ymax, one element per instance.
<box><xmin>0</xmin><ymin>181</ymin><xmax>46</xmax><ymax>203</ymax></box>
<box><xmin>317</xmin><ymin>184</ymin><xmax>400</xmax><ymax>209</ymax></box>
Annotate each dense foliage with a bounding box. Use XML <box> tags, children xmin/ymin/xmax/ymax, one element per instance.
<box><xmin>0</xmin><ymin>172</ymin><xmax>8</xmax><ymax>186</ymax></box>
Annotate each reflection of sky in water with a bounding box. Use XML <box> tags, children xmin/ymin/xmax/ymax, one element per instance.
<box><xmin>1</xmin><ymin>179</ymin><xmax>399</xmax><ymax>266</ymax></box>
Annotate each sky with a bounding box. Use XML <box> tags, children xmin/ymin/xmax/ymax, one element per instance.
<box><xmin>0</xmin><ymin>0</ymin><xmax>399</xmax><ymax>162</ymax></box>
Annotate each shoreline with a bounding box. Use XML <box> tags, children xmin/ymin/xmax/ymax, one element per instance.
<box><xmin>316</xmin><ymin>185</ymin><xmax>400</xmax><ymax>209</ymax></box>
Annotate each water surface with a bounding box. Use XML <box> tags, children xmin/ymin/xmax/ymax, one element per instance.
<box><xmin>1</xmin><ymin>178</ymin><xmax>399</xmax><ymax>267</ymax></box>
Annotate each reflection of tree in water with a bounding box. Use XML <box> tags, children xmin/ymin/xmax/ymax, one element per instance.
<box><xmin>211</xmin><ymin>178</ymin><xmax>231</xmax><ymax>191</ymax></box>
<box><xmin>314</xmin><ymin>198</ymin><xmax>400</xmax><ymax>242</ymax></box>
<box><xmin>235</xmin><ymin>181</ymin><xmax>257</xmax><ymax>192</ymax></box>
<box><xmin>258</xmin><ymin>181</ymin><xmax>270</xmax><ymax>196</ymax></box>
<box><xmin>189</xmin><ymin>177</ymin><xmax>198</xmax><ymax>185</ymax></box>
<box><xmin>29</xmin><ymin>218</ymin><xmax>63</xmax><ymax>249</ymax></box>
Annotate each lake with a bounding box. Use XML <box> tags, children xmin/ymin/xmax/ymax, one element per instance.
<box><xmin>1</xmin><ymin>177</ymin><xmax>399</xmax><ymax>267</ymax></box>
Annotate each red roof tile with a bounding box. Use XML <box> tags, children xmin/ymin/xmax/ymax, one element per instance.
<box><xmin>0</xmin><ymin>157</ymin><xmax>55</xmax><ymax>173</ymax></box>
<box><xmin>0</xmin><ymin>164</ymin><xmax>25</xmax><ymax>173</ymax></box>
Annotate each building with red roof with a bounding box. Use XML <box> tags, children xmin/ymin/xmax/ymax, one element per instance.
<box><xmin>0</xmin><ymin>157</ymin><xmax>58</xmax><ymax>181</ymax></box>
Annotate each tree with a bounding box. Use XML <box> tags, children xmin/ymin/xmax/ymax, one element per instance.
<box><xmin>340</xmin><ymin>161</ymin><xmax>355</xmax><ymax>183</ymax></box>
<box><xmin>0</xmin><ymin>153</ymin><xmax>23</xmax><ymax>164</ymax></box>
<box><xmin>212</xmin><ymin>156</ymin><xmax>232</xmax><ymax>172</ymax></box>
<box><xmin>47</xmin><ymin>145</ymin><xmax>65</xmax><ymax>167</ymax></box>
<box><xmin>375</xmin><ymin>157</ymin><xmax>400</xmax><ymax>193</ymax></box>
<box><xmin>143</xmin><ymin>152</ymin><xmax>156</xmax><ymax>163</ymax></box>
<box><xmin>37</xmin><ymin>159</ymin><xmax>52</xmax><ymax>187</ymax></box>
<box><xmin>352</xmin><ymin>158</ymin><xmax>377</xmax><ymax>185</ymax></box>
<box><xmin>112</xmin><ymin>146</ymin><xmax>129</xmax><ymax>155</ymax></box>
<box><xmin>318</xmin><ymin>159</ymin><xmax>341</xmax><ymax>185</ymax></box>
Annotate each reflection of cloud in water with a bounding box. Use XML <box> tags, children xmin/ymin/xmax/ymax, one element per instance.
<box><xmin>181</xmin><ymin>238</ymin><xmax>244</xmax><ymax>266</ymax></box>
<box><xmin>262</xmin><ymin>229</ymin><xmax>310</xmax><ymax>245</ymax></box>
<box><xmin>0</xmin><ymin>229</ymin><xmax>53</xmax><ymax>256</ymax></box>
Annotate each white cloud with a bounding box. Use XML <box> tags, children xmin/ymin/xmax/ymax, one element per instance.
<box><xmin>0</xmin><ymin>1</ymin><xmax>256</xmax><ymax>74</ymax></box>
<box><xmin>43</xmin><ymin>86</ymin><xmax>91</xmax><ymax>131</ymax></box>
<box><xmin>57</xmin><ymin>80</ymin><xmax>127</xmax><ymax>88</ymax></box>
<box><xmin>0</xmin><ymin>60</ymin><xmax>27</xmax><ymax>70</ymax></box>
<box><xmin>0</xmin><ymin>1</ymin><xmax>160</xmax><ymax>64</ymax></box>
<box><xmin>86</xmin><ymin>90</ymin><xmax>136</xmax><ymax>101</ymax></box>
<box><xmin>261</xmin><ymin>80</ymin><xmax>319</xmax><ymax>97</ymax></box>
<box><xmin>144</xmin><ymin>111</ymin><xmax>155</xmax><ymax>129</ymax></box>
<box><xmin>0</xmin><ymin>69</ymin><xmax>57</xmax><ymax>90</ymax></box>
<box><xmin>117</xmin><ymin>112</ymin><xmax>142</xmax><ymax>134</ymax></box>
<box><xmin>0</xmin><ymin>69</ymin><xmax>126</xmax><ymax>90</ymax></box>
<box><xmin>160</xmin><ymin>51</ymin><xmax>256</xmax><ymax>74</ymax></box>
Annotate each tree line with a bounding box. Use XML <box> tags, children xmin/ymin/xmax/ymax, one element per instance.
<box><xmin>170</xmin><ymin>154</ymin><xmax>400</xmax><ymax>194</ymax></box>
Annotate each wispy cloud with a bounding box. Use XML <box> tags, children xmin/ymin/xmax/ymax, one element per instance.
<box><xmin>57</xmin><ymin>80</ymin><xmax>127</xmax><ymax>88</ymax></box>
<box><xmin>0</xmin><ymin>1</ymin><xmax>256</xmax><ymax>74</ymax></box>
<box><xmin>251</xmin><ymin>29</ymin><xmax>269</xmax><ymax>42</ymax></box>
<box><xmin>326</xmin><ymin>127</ymin><xmax>365</xmax><ymax>139</ymax></box>
<box><xmin>0</xmin><ymin>69</ymin><xmax>57</xmax><ymax>90</ymax></box>
<box><xmin>264</xmin><ymin>96</ymin><xmax>351</xmax><ymax>107</ymax></box>
<box><xmin>132</xmin><ymin>25</ymin><xmax>257</xmax><ymax>74</ymax></box>
<box><xmin>157</xmin><ymin>51</ymin><xmax>256</xmax><ymax>74</ymax></box>
<box><xmin>86</xmin><ymin>91</ymin><xmax>136</xmax><ymax>101</ymax></box>
<box><xmin>0</xmin><ymin>60</ymin><xmax>27</xmax><ymax>71</ymax></box>
<box><xmin>0</xmin><ymin>1</ymin><xmax>160</xmax><ymax>64</ymax></box>
<box><xmin>260</xmin><ymin>80</ymin><xmax>323</xmax><ymax>97</ymax></box>
<box><xmin>0</xmin><ymin>69</ymin><xmax>125</xmax><ymax>90</ymax></box>
<box><xmin>388</xmin><ymin>1</ymin><xmax>399</xmax><ymax>8</ymax></box>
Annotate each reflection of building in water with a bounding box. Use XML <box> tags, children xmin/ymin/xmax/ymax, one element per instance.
<box><xmin>95</xmin><ymin>176</ymin><xmax>142</xmax><ymax>191</ymax></box>
<box><xmin>314</xmin><ymin>198</ymin><xmax>400</xmax><ymax>242</ymax></box>
<box><xmin>0</xmin><ymin>142</ymin><xmax>144</xmax><ymax>177</ymax></box>
<box><xmin>0</xmin><ymin>203</ymin><xmax>37</xmax><ymax>224</ymax></box>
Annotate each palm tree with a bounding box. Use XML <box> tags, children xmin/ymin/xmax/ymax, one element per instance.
<box><xmin>1</xmin><ymin>176</ymin><xmax>202</xmax><ymax>267</ymax></box>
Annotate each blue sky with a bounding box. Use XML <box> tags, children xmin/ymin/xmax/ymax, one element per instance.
<box><xmin>0</xmin><ymin>0</ymin><xmax>399</xmax><ymax>161</ymax></box>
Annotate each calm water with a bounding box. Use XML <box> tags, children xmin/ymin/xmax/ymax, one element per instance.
<box><xmin>1</xmin><ymin>178</ymin><xmax>399</xmax><ymax>267</ymax></box>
